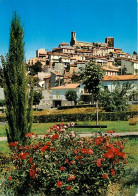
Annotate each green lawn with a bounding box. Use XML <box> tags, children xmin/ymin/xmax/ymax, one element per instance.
<box><xmin>0</xmin><ymin>121</ymin><xmax>137</xmax><ymax>137</ymax></box>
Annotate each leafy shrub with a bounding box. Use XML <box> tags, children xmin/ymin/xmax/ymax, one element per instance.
<box><xmin>57</xmin><ymin>104</ymin><xmax>95</xmax><ymax>110</ymax></box>
<box><xmin>33</xmin><ymin>111</ymin><xmax>137</xmax><ymax>123</ymax></box>
<box><xmin>2</xmin><ymin>124</ymin><xmax>128</xmax><ymax>195</ymax></box>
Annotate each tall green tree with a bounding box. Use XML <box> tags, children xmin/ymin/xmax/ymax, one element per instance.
<box><xmin>65</xmin><ymin>90</ymin><xmax>77</xmax><ymax>105</ymax></box>
<box><xmin>80</xmin><ymin>61</ymin><xmax>104</xmax><ymax>124</ymax></box>
<box><xmin>0</xmin><ymin>66</ymin><xmax>4</xmax><ymax>87</ymax></box>
<box><xmin>1</xmin><ymin>12</ymin><xmax>34</xmax><ymax>144</ymax></box>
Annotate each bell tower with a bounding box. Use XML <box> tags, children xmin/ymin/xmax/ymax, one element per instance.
<box><xmin>70</xmin><ymin>31</ymin><xmax>76</xmax><ymax>46</ymax></box>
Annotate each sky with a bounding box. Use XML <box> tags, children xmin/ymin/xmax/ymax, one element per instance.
<box><xmin>0</xmin><ymin>0</ymin><xmax>137</xmax><ymax>61</ymax></box>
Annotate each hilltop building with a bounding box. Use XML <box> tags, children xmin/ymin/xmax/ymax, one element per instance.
<box><xmin>70</xmin><ymin>31</ymin><xmax>112</xmax><ymax>49</ymax></box>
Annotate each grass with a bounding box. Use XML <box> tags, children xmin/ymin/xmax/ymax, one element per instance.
<box><xmin>0</xmin><ymin>121</ymin><xmax>137</xmax><ymax>137</ymax></box>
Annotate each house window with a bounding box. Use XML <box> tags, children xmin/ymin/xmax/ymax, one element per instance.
<box><xmin>56</xmin><ymin>91</ymin><xmax>60</xmax><ymax>99</ymax></box>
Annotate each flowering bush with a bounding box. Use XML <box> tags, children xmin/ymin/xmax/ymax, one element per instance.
<box><xmin>2</xmin><ymin>123</ymin><xmax>128</xmax><ymax>195</ymax></box>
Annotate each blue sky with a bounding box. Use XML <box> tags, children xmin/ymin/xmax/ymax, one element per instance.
<box><xmin>0</xmin><ymin>0</ymin><xmax>137</xmax><ymax>61</ymax></box>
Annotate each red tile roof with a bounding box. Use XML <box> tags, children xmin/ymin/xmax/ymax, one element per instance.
<box><xmin>103</xmin><ymin>67</ymin><xmax>119</xmax><ymax>72</ymax></box>
<box><xmin>51</xmin><ymin>83</ymin><xmax>80</xmax><ymax>90</ymax></box>
<box><xmin>59</xmin><ymin>42</ymin><xmax>69</xmax><ymax>46</ymax></box>
<box><xmin>103</xmin><ymin>75</ymin><xmax>138</xmax><ymax>81</ymax></box>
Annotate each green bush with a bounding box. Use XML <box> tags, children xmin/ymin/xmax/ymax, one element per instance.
<box><xmin>2</xmin><ymin>124</ymin><xmax>128</xmax><ymax>195</ymax></box>
<box><xmin>33</xmin><ymin>111</ymin><xmax>137</xmax><ymax>123</ymax></box>
<box><xmin>57</xmin><ymin>104</ymin><xmax>95</xmax><ymax>110</ymax></box>
<box><xmin>0</xmin><ymin>111</ymin><xmax>137</xmax><ymax>123</ymax></box>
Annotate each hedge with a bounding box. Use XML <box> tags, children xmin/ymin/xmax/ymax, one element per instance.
<box><xmin>0</xmin><ymin>111</ymin><xmax>137</xmax><ymax>123</ymax></box>
<box><xmin>57</xmin><ymin>104</ymin><xmax>95</xmax><ymax>110</ymax></box>
<box><xmin>33</xmin><ymin>111</ymin><xmax>137</xmax><ymax>123</ymax></box>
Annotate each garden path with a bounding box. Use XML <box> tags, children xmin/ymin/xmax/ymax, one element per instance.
<box><xmin>0</xmin><ymin>132</ymin><xmax>138</xmax><ymax>142</ymax></box>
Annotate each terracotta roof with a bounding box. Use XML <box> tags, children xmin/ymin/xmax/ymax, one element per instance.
<box><xmin>70</xmin><ymin>64</ymin><xmax>77</xmax><ymax>67</ymax></box>
<box><xmin>51</xmin><ymin>83</ymin><xmax>80</xmax><ymax>90</ymax></box>
<box><xmin>103</xmin><ymin>75</ymin><xmax>138</xmax><ymax>81</ymax></box>
<box><xmin>44</xmin><ymin>75</ymin><xmax>51</xmax><ymax>79</ymax></box>
<box><xmin>103</xmin><ymin>67</ymin><xmax>119</xmax><ymax>72</ymax></box>
<box><xmin>59</xmin><ymin>42</ymin><xmax>69</xmax><ymax>46</ymax></box>
<box><xmin>51</xmin><ymin>52</ymin><xmax>67</xmax><ymax>56</ymax></box>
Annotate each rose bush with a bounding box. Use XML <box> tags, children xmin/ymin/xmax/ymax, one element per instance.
<box><xmin>2</xmin><ymin>123</ymin><xmax>128</xmax><ymax>195</ymax></box>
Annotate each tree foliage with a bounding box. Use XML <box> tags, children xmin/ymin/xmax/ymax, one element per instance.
<box><xmin>133</xmin><ymin>51</ymin><xmax>137</xmax><ymax>55</ymax></box>
<box><xmin>33</xmin><ymin>90</ymin><xmax>43</xmax><ymax>106</ymax></box>
<box><xmin>79</xmin><ymin>61</ymin><xmax>104</xmax><ymax>101</ymax></box>
<box><xmin>0</xmin><ymin>66</ymin><xmax>4</xmax><ymax>87</ymax></box>
<box><xmin>65</xmin><ymin>90</ymin><xmax>77</xmax><ymax>105</ymax></box>
<box><xmin>1</xmin><ymin>12</ymin><xmax>34</xmax><ymax>144</ymax></box>
<box><xmin>99</xmin><ymin>82</ymin><xmax>135</xmax><ymax>112</ymax></box>
<box><xmin>29</xmin><ymin>61</ymin><xmax>42</xmax><ymax>76</ymax></box>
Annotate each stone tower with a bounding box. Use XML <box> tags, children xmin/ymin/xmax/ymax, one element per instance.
<box><xmin>70</xmin><ymin>31</ymin><xmax>76</xmax><ymax>46</ymax></box>
<box><xmin>105</xmin><ymin>37</ymin><xmax>114</xmax><ymax>47</ymax></box>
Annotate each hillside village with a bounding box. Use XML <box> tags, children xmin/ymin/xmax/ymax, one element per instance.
<box><xmin>1</xmin><ymin>32</ymin><xmax>138</xmax><ymax>109</ymax></box>
<box><xmin>25</xmin><ymin>32</ymin><xmax>138</xmax><ymax>108</ymax></box>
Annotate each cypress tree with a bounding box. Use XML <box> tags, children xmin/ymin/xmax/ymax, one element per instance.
<box><xmin>1</xmin><ymin>12</ymin><xmax>34</xmax><ymax>144</ymax></box>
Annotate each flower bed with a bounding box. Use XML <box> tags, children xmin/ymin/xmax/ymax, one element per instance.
<box><xmin>2</xmin><ymin>123</ymin><xmax>128</xmax><ymax>195</ymax></box>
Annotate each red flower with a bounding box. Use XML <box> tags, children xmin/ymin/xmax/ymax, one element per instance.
<box><xmin>8</xmin><ymin>176</ymin><xmax>12</xmax><ymax>181</ymax></box>
<box><xmin>66</xmin><ymin>186</ymin><xmax>71</xmax><ymax>190</ymax></box>
<box><xmin>70</xmin><ymin>160</ymin><xmax>75</xmax><ymax>164</ymax></box>
<box><xmin>18</xmin><ymin>152</ymin><xmax>28</xmax><ymax>160</ymax></box>
<box><xmin>88</xmin><ymin>149</ymin><xmax>94</xmax><ymax>155</ymax></box>
<box><xmin>74</xmin><ymin>150</ymin><xmax>77</xmax><ymax>154</ymax></box>
<box><xmin>68</xmin><ymin>174</ymin><xmax>76</xmax><ymax>181</ymax></box>
<box><xmin>50</xmin><ymin>147</ymin><xmax>55</xmax><ymax>151</ymax></box>
<box><xmin>57</xmin><ymin>181</ymin><xmax>63</xmax><ymax>187</ymax></box>
<box><xmin>120</xmin><ymin>152</ymin><xmax>126</xmax><ymax>159</ymax></box>
<box><xmin>72</xmin><ymin>168</ymin><xmax>77</xmax><ymax>173</ymax></box>
<box><xmin>29</xmin><ymin>169</ymin><xmax>36</xmax><ymax>179</ymax></box>
<box><xmin>60</xmin><ymin>167</ymin><xmax>65</xmax><ymax>171</ymax></box>
<box><xmin>107</xmin><ymin>130</ymin><xmax>115</xmax><ymax>133</ymax></box>
<box><xmin>76</xmin><ymin>155</ymin><xmax>83</xmax><ymax>160</ymax></box>
<box><xmin>25</xmin><ymin>133</ymin><xmax>33</xmax><ymax>138</ymax></box>
<box><xmin>116</xmin><ymin>159</ymin><xmax>119</xmax><ymax>163</ymax></box>
<box><xmin>102</xmin><ymin>174</ymin><xmax>107</xmax><ymax>179</ymax></box>
<box><xmin>41</xmin><ymin>145</ymin><xmax>48</xmax><ymax>152</ymax></box>
<box><xmin>29</xmin><ymin>157</ymin><xmax>33</xmax><ymax>164</ymax></box>
<box><xmin>65</xmin><ymin>159</ymin><xmax>68</xmax><ymax>163</ymax></box>
<box><xmin>111</xmin><ymin>169</ymin><xmax>115</xmax><ymax>176</ymax></box>
<box><xmin>9</xmin><ymin>142</ymin><xmax>18</xmax><ymax>147</ymax></box>
<box><xmin>94</xmin><ymin>137</ymin><xmax>103</xmax><ymax>145</ymax></box>
<box><xmin>46</xmin><ymin>142</ymin><xmax>51</xmax><ymax>146</ymax></box>
<box><xmin>60</xmin><ymin>122</ymin><xmax>64</xmax><ymax>126</ymax></box>
<box><xmin>124</xmin><ymin>160</ymin><xmax>127</xmax><ymax>164</ymax></box>
<box><xmin>96</xmin><ymin>159</ymin><xmax>101</xmax><ymax>167</ymax></box>
<box><xmin>51</xmin><ymin>134</ymin><xmax>59</xmax><ymax>140</ymax></box>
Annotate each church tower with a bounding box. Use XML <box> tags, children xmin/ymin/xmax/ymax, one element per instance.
<box><xmin>70</xmin><ymin>31</ymin><xmax>76</xmax><ymax>46</ymax></box>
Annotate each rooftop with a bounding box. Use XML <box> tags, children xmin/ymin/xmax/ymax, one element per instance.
<box><xmin>103</xmin><ymin>75</ymin><xmax>138</xmax><ymax>81</ymax></box>
<box><xmin>51</xmin><ymin>83</ymin><xmax>80</xmax><ymax>90</ymax></box>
